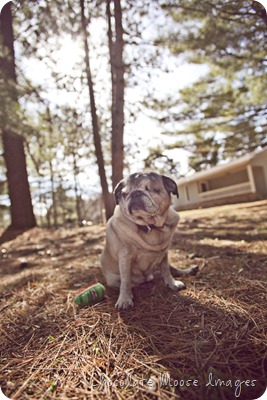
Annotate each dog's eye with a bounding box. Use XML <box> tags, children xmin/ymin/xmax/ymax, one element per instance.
<box><xmin>147</xmin><ymin>187</ymin><xmax>160</xmax><ymax>194</ymax></box>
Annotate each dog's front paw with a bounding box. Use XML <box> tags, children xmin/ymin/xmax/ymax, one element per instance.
<box><xmin>172</xmin><ymin>280</ymin><xmax>186</xmax><ymax>291</ymax></box>
<box><xmin>115</xmin><ymin>293</ymin><xmax>134</xmax><ymax>310</ymax></box>
<box><xmin>165</xmin><ymin>277</ymin><xmax>186</xmax><ymax>291</ymax></box>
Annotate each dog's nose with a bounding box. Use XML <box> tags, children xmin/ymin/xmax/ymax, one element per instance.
<box><xmin>131</xmin><ymin>190</ymin><xmax>143</xmax><ymax>199</ymax></box>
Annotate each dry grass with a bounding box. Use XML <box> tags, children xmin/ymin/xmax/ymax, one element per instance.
<box><xmin>0</xmin><ymin>200</ymin><xmax>266</xmax><ymax>400</ymax></box>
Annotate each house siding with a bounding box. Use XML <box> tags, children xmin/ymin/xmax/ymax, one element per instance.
<box><xmin>175</xmin><ymin>192</ymin><xmax>260</xmax><ymax>211</ymax></box>
<box><xmin>207</xmin><ymin>169</ymin><xmax>248</xmax><ymax>191</ymax></box>
<box><xmin>179</xmin><ymin>182</ymin><xmax>200</xmax><ymax>205</ymax></box>
<box><xmin>174</xmin><ymin>148</ymin><xmax>267</xmax><ymax>211</ymax></box>
<box><xmin>251</xmin><ymin>152</ymin><xmax>267</xmax><ymax>196</ymax></box>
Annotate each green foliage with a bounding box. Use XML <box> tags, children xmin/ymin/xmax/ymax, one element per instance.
<box><xmin>2</xmin><ymin>0</ymin><xmax>266</xmax><ymax>228</ymax></box>
<box><xmin>46</xmin><ymin>184</ymin><xmax>77</xmax><ymax>226</ymax></box>
<box><xmin>144</xmin><ymin>146</ymin><xmax>181</xmax><ymax>174</ymax></box>
<box><xmin>1</xmin><ymin>0</ymin><xmax>100</xmax><ymax>227</ymax></box>
<box><xmin>156</xmin><ymin>0</ymin><xmax>267</xmax><ymax>170</ymax></box>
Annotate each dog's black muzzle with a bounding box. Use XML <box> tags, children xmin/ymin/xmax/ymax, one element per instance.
<box><xmin>128</xmin><ymin>190</ymin><xmax>147</xmax><ymax>213</ymax></box>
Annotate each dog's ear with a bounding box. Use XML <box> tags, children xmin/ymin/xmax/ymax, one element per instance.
<box><xmin>162</xmin><ymin>176</ymin><xmax>179</xmax><ymax>198</ymax></box>
<box><xmin>114</xmin><ymin>179</ymin><xmax>126</xmax><ymax>205</ymax></box>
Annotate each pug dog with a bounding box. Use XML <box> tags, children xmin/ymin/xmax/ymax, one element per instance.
<box><xmin>101</xmin><ymin>172</ymin><xmax>198</xmax><ymax>309</ymax></box>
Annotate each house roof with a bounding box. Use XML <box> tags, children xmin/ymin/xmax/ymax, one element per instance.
<box><xmin>177</xmin><ymin>147</ymin><xmax>267</xmax><ymax>185</ymax></box>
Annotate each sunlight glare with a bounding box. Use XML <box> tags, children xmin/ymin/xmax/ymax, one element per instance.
<box><xmin>55</xmin><ymin>36</ymin><xmax>83</xmax><ymax>75</ymax></box>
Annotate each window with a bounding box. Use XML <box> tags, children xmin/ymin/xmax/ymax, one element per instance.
<box><xmin>185</xmin><ymin>186</ymin><xmax>190</xmax><ymax>201</ymax></box>
<box><xmin>200</xmin><ymin>181</ymin><xmax>208</xmax><ymax>192</ymax></box>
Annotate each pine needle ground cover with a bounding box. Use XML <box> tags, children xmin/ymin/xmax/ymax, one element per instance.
<box><xmin>0</xmin><ymin>201</ymin><xmax>266</xmax><ymax>400</ymax></box>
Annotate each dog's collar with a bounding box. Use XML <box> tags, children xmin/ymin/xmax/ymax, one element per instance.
<box><xmin>137</xmin><ymin>224</ymin><xmax>165</xmax><ymax>234</ymax></box>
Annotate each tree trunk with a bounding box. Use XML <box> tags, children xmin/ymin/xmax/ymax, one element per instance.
<box><xmin>107</xmin><ymin>0</ymin><xmax>125</xmax><ymax>190</ymax></box>
<box><xmin>0</xmin><ymin>3</ymin><xmax>36</xmax><ymax>230</ymax></box>
<box><xmin>72</xmin><ymin>151</ymin><xmax>82</xmax><ymax>225</ymax></box>
<box><xmin>80</xmin><ymin>0</ymin><xmax>114</xmax><ymax>220</ymax></box>
<box><xmin>49</xmin><ymin>158</ymin><xmax>58</xmax><ymax>228</ymax></box>
<box><xmin>46</xmin><ymin>106</ymin><xmax>58</xmax><ymax>228</ymax></box>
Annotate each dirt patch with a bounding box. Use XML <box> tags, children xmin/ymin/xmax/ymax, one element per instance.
<box><xmin>0</xmin><ymin>201</ymin><xmax>266</xmax><ymax>399</ymax></box>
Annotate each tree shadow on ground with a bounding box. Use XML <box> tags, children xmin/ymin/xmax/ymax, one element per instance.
<box><xmin>1</xmin><ymin>273</ymin><xmax>265</xmax><ymax>400</ymax></box>
<box><xmin>119</xmin><ymin>281</ymin><xmax>266</xmax><ymax>400</ymax></box>
<box><xmin>177</xmin><ymin>201</ymin><xmax>267</xmax><ymax>244</ymax></box>
<box><xmin>0</xmin><ymin>203</ymin><xmax>266</xmax><ymax>399</ymax></box>
<box><xmin>0</xmin><ymin>226</ymin><xmax>30</xmax><ymax>245</ymax></box>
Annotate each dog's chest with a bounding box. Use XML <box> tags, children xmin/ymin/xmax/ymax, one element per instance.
<box><xmin>132</xmin><ymin>246</ymin><xmax>166</xmax><ymax>273</ymax></box>
<box><xmin>139</xmin><ymin>227</ymin><xmax>171</xmax><ymax>247</ymax></box>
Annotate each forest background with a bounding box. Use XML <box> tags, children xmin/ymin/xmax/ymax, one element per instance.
<box><xmin>0</xmin><ymin>0</ymin><xmax>266</xmax><ymax>230</ymax></box>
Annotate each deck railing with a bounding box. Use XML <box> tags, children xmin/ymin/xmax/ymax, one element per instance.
<box><xmin>199</xmin><ymin>182</ymin><xmax>253</xmax><ymax>201</ymax></box>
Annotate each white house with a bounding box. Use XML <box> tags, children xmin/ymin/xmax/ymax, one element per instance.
<box><xmin>174</xmin><ymin>147</ymin><xmax>267</xmax><ymax>211</ymax></box>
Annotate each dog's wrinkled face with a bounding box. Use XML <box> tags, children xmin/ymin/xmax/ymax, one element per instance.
<box><xmin>114</xmin><ymin>172</ymin><xmax>178</xmax><ymax>227</ymax></box>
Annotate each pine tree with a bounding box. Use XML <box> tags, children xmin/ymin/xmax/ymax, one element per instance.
<box><xmin>0</xmin><ymin>2</ymin><xmax>36</xmax><ymax>230</ymax></box>
<box><xmin>80</xmin><ymin>0</ymin><xmax>114</xmax><ymax>220</ymax></box>
<box><xmin>107</xmin><ymin>0</ymin><xmax>124</xmax><ymax>190</ymax></box>
<box><xmin>156</xmin><ymin>0</ymin><xmax>267</xmax><ymax>170</ymax></box>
